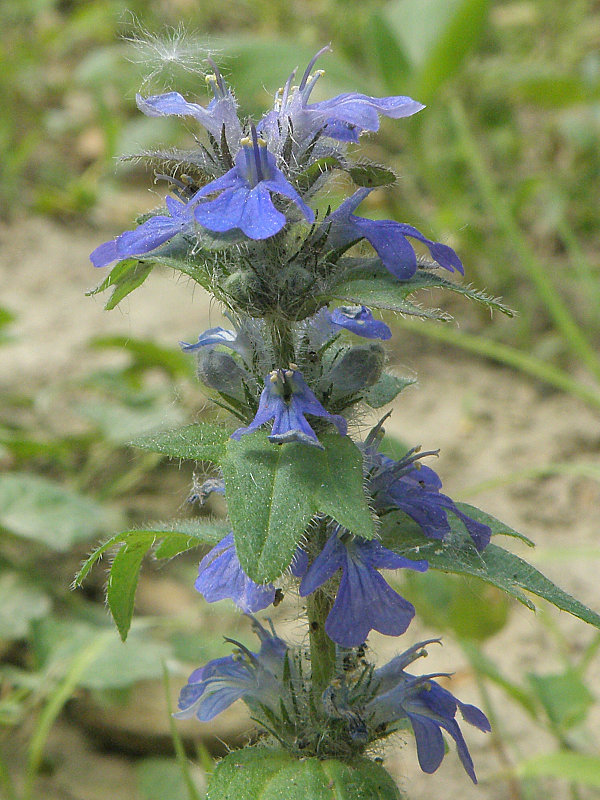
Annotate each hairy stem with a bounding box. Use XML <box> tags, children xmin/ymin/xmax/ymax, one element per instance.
<box><xmin>268</xmin><ymin>317</ymin><xmax>295</xmax><ymax>368</ymax></box>
<box><xmin>306</xmin><ymin>588</ymin><xmax>336</xmax><ymax>694</ymax></box>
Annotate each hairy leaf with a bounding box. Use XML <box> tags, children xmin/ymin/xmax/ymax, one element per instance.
<box><xmin>207</xmin><ymin>749</ymin><xmax>403</xmax><ymax>800</ymax></box>
<box><xmin>86</xmin><ymin>258</ymin><xmax>154</xmax><ymax>310</ymax></box>
<box><xmin>363</xmin><ymin>373</ymin><xmax>416</xmax><ymax>408</ymax></box>
<box><xmin>74</xmin><ymin>520</ymin><xmax>229</xmax><ymax>639</ymax></box>
<box><xmin>222</xmin><ymin>433</ymin><xmax>374</xmax><ymax>583</ymax></box>
<box><xmin>328</xmin><ymin>262</ymin><xmax>514</xmax><ymax>318</ymax></box>
<box><xmin>348</xmin><ymin>164</ymin><xmax>396</xmax><ymax>188</ymax></box>
<box><xmin>130</xmin><ymin>422</ymin><xmax>229</xmax><ymax>463</ymax></box>
<box><xmin>381</xmin><ymin>512</ymin><xmax>600</xmax><ymax>629</ymax></box>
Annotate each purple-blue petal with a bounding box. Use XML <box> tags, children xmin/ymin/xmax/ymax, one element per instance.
<box><xmin>308</xmin><ymin>93</ymin><xmax>424</xmax><ymax>133</ymax></box>
<box><xmin>179</xmin><ymin>327</ymin><xmax>237</xmax><ymax>352</ymax></box>
<box><xmin>329</xmin><ymin>306</ymin><xmax>392</xmax><ymax>340</ymax></box>
<box><xmin>90</xmin><ymin>239</ymin><xmax>119</xmax><ymax>268</ymax></box>
<box><xmin>325</xmin><ymin>556</ymin><xmax>416</xmax><ymax>647</ymax></box>
<box><xmin>195</xmin><ymin>533</ymin><xmax>276</xmax><ymax>613</ymax></box>
<box><xmin>195</xmin><ymin>184</ymin><xmax>286</xmax><ymax>239</ymax></box>
<box><xmin>116</xmin><ymin>214</ymin><xmax>185</xmax><ymax>259</ymax></box>
<box><xmin>352</xmin><ymin>217</ymin><xmax>419</xmax><ymax>279</ymax></box>
<box><xmin>407</xmin><ymin>712</ymin><xmax>446</xmax><ymax>774</ymax></box>
<box><xmin>396</xmin><ymin>223</ymin><xmax>464</xmax><ymax>274</ymax></box>
<box><xmin>299</xmin><ymin>533</ymin><xmax>347</xmax><ymax>596</ymax></box>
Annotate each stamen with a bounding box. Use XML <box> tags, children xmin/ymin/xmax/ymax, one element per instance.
<box><xmin>280</xmin><ymin>67</ymin><xmax>297</xmax><ymax>111</ymax></box>
<box><xmin>301</xmin><ymin>69</ymin><xmax>325</xmax><ymax>103</ymax></box>
<box><xmin>250</xmin><ymin>125</ymin><xmax>265</xmax><ymax>183</ymax></box>
<box><xmin>206</xmin><ymin>56</ymin><xmax>227</xmax><ymax>96</ymax></box>
<box><xmin>298</xmin><ymin>44</ymin><xmax>331</xmax><ymax>90</ymax></box>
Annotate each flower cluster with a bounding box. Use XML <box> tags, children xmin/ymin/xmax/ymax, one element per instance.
<box><xmin>91</xmin><ymin>47</ymin><xmax>491</xmax><ymax>787</ymax></box>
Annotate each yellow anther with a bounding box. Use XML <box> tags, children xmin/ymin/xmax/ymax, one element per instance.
<box><xmin>289</xmin><ymin>362</ymin><xmax>298</xmax><ymax>370</ymax></box>
<box><xmin>240</xmin><ymin>136</ymin><xmax>252</xmax><ymax>147</ymax></box>
<box><xmin>269</xmin><ymin>371</ymin><xmax>279</xmax><ymax>383</ymax></box>
<box><xmin>205</xmin><ymin>74</ymin><xmax>217</xmax><ymax>85</ymax></box>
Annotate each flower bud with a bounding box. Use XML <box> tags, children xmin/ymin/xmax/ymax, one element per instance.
<box><xmin>197</xmin><ymin>349</ymin><xmax>247</xmax><ymax>399</ymax></box>
<box><xmin>223</xmin><ymin>270</ymin><xmax>265</xmax><ymax>307</ymax></box>
<box><xmin>327</xmin><ymin>344</ymin><xmax>385</xmax><ymax>397</ymax></box>
<box><xmin>277</xmin><ymin>265</ymin><xmax>314</xmax><ymax>296</ymax></box>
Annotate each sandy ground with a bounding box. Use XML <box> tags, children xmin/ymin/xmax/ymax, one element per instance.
<box><xmin>1</xmin><ymin>215</ymin><xmax>599</xmax><ymax>799</ymax></box>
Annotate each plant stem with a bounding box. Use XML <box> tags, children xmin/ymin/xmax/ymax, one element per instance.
<box><xmin>268</xmin><ymin>317</ymin><xmax>295</xmax><ymax>367</ymax></box>
<box><xmin>306</xmin><ymin>588</ymin><xmax>336</xmax><ymax>694</ymax></box>
<box><xmin>449</xmin><ymin>95</ymin><xmax>600</xmax><ymax>385</ymax></box>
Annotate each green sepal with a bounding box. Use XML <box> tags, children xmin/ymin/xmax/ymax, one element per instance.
<box><xmin>381</xmin><ymin>513</ymin><xmax>600</xmax><ymax>629</ymax></box>
<box><xmin>221</xmin><ymin>432</ymin><xmax>375</xmax><ymax>583</ymax></box>
<box><xmin>327</xmin><ymin>261</ymin><xmax>515</xmax><ymax>319</ymax></box>
<box><xmin>130</xmin><ymin>422</ymin><xmax>230</xmax><ymax>463</ymax></box>
<box><xmin>73</xmin><ymin>519</ymin><xmax>230</xmax><ymax>641</ymax></box>
<box><xmin>348</xmin><ymin>164</ymin><xmax>396</xmax><ymax>188</ymax></box>
<box><xmin>295</xmin><ymin>156</ymin><xmax>341</xmax><ymax>192</ymax></box>
<box><xmin>363</xmin><ymin>373</ymin><xmax>416</xmax><ymax>408</ymax></box>
<box><xmin>86</xmin><ymin>258</ymin><xmax>154</xmax><ymax>310</ymax></box>
<box><xmin>207</xmin><ymin>748</ymin><xmax>404</xmax><ymax>800</ymax></box>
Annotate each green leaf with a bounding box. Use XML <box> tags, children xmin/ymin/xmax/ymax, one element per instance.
<box><xmin>381</xmin><ymin>514</ymin><xmax>600</xmax><ymax>629</ymax></box>
<box><xmin>207</xmin><ymin>749</ymin><xmax>404</xmax><ymax>800</ymax></box>
<box><xmin>455</xmin><ymin>502</ymin><xmax>536</xmax><ymax>547</ymax></box>
<box><xmin>130</xmin><ymin>422</ymin><xmax>230</xmax><ymax>463</ymax></box>
<box><xmin>222</xmin><ymin>433</ymin><xmax>374</xmax><ymax>583</ymax></box>
<box><xmin>348</xmin><ymin>164</ymin><xmax>397</xmax><ymax>188</ymax></box>
<box><xmin>527</xmin><ymin>669</ymin><xmax>593</xmax><ymax>730</ymax></box>
<box><xmin>0</xmin><ymin>573</ymin><xmax>51</xmax><ymax>640</ymax></box>
<box><xmin>107</xmin><ymin>534</ymin><xmax>156</xmax><ymax>641</ymax></box>
<box><xmin>86</xmin><ymin>258</ymin><xmax>154</xmax><ymax>310</ymax></box>
<box><xmin>517</xmin><ymin>752</ymin><xmax>600</xmax><ymax>788</ymax></box>
<box><xmin>0</xmin><ymin>473</ymin><xmax>121</xmax><ymax>551</ymax></box>
<box><xmin>363</xmin><ymin>373</ymin><xmax>416</xmax><ymax>408</ymax></box>
<box><xmin>73</xmin><ymin>520</ymin><xmax>229</xmax><ymax>590</ymax></box>
<box><xmin>382</xmin><ymin>0</ymin><xmax>489</xmax><ymax>101</ymax></box>
<box><xmin>328</xmin><ymin>263</ymin><xmax>514</xmax><ymax>318</ymax></box>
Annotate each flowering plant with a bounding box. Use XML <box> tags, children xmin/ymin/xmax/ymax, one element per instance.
<box><xmin>80</xmin><ymin>46</ymin><xmax>600</xmax><ymax>798</ymax></box>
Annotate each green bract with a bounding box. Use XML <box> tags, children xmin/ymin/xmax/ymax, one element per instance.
<box><xmin>206</xmin><ymin>749</ymin><xmax>404</xmax><ymax>800</ymax></box>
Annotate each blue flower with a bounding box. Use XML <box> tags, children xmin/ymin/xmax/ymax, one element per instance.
<box><xmin>90</xmin><ymin>195</ymin><xmax>197</xmax><ymax>268</ymax></box>
<box><xmin>369</xmin><ymin>449</ymin><xmax>491</xmax><ymax>552</ymax></box>
<box><xmin>299</xmin><ymin>528</ymin><xmax>428</xmax><ymax>647</ymax></box>
<box><xmin>366</xmin><ymin>640</ymin><xmax>490</xmax><ymax>783</ymax></box>
<box><xmin>329</xmin><ymin>305</ymin><xmax>392</xmax><ymax>340</ymax></box>
<box><xmin>325</xmin><ymin>188</ymin><xmax>463</xmax><ymax>280</ymax></box>
<box><xmin>180</xmin><ymin>326</ymin><xmax>238</xmax><ymax>352</ymax></box>
<box><xmin>192</xmin><ymin>129</ymin><xmax>314</xmax><ymax>239</ymax></box>
<box><xmin>195</xmin><ymin>533</ymin><xmax>276</xmax><ymax>613</ymax></box>
<box><xmin>260</xmin><ymin>47</ymin><xmax>424</xmax><ymax>146</ymax></box>
<box><xmin>136</xmin><ymin>61</ymin><xmax>242</xmax><ymax>150</ymax></box>
<box><xmin>232</xmin><ymin>367</ymin><xmax>347</xmax><ymax>448</ymax></box>
<box><xmin>175</xmin><ymin>618</ymin><xmax>287</xmax><ymax>722</ymax></box>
